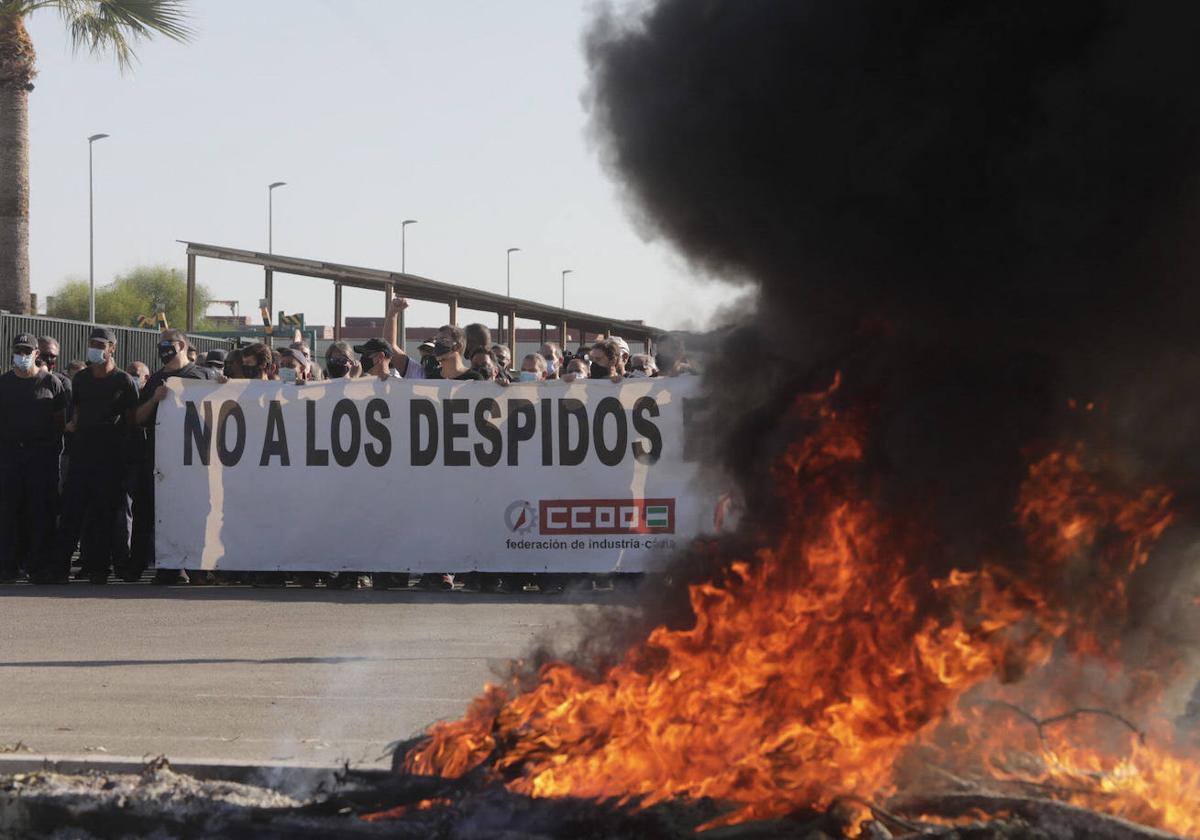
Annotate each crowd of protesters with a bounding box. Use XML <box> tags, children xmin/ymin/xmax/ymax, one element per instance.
<box><xmin>0</xmin><ymin>297</ymin><xmax>693</xmax><ymax>592</ymax></box>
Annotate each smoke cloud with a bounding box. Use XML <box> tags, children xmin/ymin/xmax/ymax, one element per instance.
<box><xmin>586</xmin><ymin>0</ymin><xmax>1200</xmax><ymax>597</ymax></box>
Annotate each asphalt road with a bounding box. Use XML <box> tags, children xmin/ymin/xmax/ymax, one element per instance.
<box><xmin>0</xmin><ymin>584</ymin><xmax>628</xmax><ymax>770</ymax></box>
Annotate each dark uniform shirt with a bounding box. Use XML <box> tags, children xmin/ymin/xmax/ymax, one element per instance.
<box><xmin>0</xmin><ymin>370</ymin><xmax>68</xmax><ymax>449</ymax></box>
<box><xmin>70</xmin><ymin>367</ymin><xmax>139</xmax><ymax>465</ymax></box>
<box><xmin>139</xmin><ymin>363</ymin><xmax>219</xmax><ymax>461</ymax></box>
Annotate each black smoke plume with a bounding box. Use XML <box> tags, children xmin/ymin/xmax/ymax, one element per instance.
<box><xmin>586</xmin><ymin>0</ymin><xmax>1200</xmax><ymax>610</ymax></box>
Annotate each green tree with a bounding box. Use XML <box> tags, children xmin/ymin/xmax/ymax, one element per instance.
<box><xmin>47</xmin><ymin>264</ymin><xmax>213</xmax><ymax>331</ymax></box>
<box><xmin>0</xmin><ymin>1</ymin><xmax>191</xmax><ymax>314</ymax></box>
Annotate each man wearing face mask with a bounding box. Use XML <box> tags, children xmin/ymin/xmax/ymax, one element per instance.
<box><xmin>277</xmin><ymin>347</ymin><xmax>310</xmax><ymax>383</ymax></box>
<box><xmin>538</xmin><ymin>342</ymin><xmax>563</xmax><ymax>380</ymax></box>
<box><xmin>136</xmin><ymin>330</ymin><xmax>220</xmax><ymax>584</ymax></box>
<box><xmin>588</xmin><ymin>339</ymin><xmax>625</xmax><ymax>381</ymax></box>
<box><xmin>519</xmin><ymin>353</ymin><xmax>548</xmax><ymax>382</ymax></box>
<box><xmin>54</xmin><ymin>328</ymin><xmax>139</xmax><ymax>585</ymax></box>
<box><xmin>0</xmin><ymin>335</ymin><xmax>68</xmax><ymax>583</ymax></box>
<box><xmin>237</xmin><ymin>343</ymin><xmax>272</xmax><ymax>380</ymax></box>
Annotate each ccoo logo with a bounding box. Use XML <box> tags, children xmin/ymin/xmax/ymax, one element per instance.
<box><xmin>504</xmin><ymin>500</ymin><xmax>538</xmax><ymax>533</ymax></box>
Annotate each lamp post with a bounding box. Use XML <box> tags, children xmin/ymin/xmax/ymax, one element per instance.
<box><xmin>401</xmin><ymin>219</ymin><xmax>418</xmax><ymax>273</ymax></box>
<box><xmin>506</xmin><ymin>247</ymin><xmax>521</xmax><ymax>297</ymax></box>
<box><xmin>267</xmin><ymin>181</ymin><xmax>286</xmax><ymax>254</ymax></box>
<box><xmin>561</xmin><ymin>269</ymin><xmax>573</xmax><ymax>310</ymax></box>
<box><xmin>266</xmin><ymin>182</ymin><xmax>286</xmax><ymax>322</ymax></box>
<box><xmin>87</xmin><ymin>133</ymin><xmax>109</xmax><ymax>323</ymax></box>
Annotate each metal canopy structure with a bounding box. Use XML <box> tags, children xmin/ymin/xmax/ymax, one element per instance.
<box><xmin>181</xmin><ymin>241</ymin><xmax>659</xmax><ymax>352</ymax></box>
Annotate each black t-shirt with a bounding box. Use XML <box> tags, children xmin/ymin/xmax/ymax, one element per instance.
<box><xmin>70</xmin><ymin>367</ymin><xmax>139</xmax><ymax>464</ymax></box>
<box><xmin>0</xmin><ymin>371</ymin><xmax>68</xmax><ymax>449</ymax></box>
<box><xmin>140</xmin><ymin>363</ymin><xmax>218</xmax><ymax>406</ymax></box>
<box><xmin>138</xmin><ymin>363</ymin><xmax>219</xmax><ymax>459</ymax></box>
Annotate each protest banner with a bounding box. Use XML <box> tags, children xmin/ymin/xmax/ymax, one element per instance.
<box><xmin>154</xmin><ymin>377</ymin><xmax>718</xmax><ymax>573</ymax></box>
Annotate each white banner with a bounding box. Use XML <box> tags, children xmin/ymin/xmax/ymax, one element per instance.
<box><xmin>154</xmin><ymin>377</ymin><xmax>717</xmax><ymax>573</ymax></box>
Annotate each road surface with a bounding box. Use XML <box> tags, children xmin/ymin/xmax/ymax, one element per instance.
<box><xmin>0</xmin><ymin>584</ymin><xmax>629</xmax><ymax>770</ymax></box>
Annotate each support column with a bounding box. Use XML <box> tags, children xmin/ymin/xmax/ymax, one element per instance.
<box><xmin>561</xmin><ymin>320</ymin><xmax>569</xmax><ymax>351</ymax></box>
<box><xmin>449</xmin><ymin>297</ymin><xmax>458</xmax><ymax>326</ymax></box>
<box><xmin>264</xmin><ymin>267</ymin><xmax>274</xmax><ymax>322</ymax></box>
<box><xmin>497</xmin><ymin>312</ymin><xmax>505</xmax><ymax>345</ymax></box>
<box><xmin>508</xmin><ymin>310</ymin><xmax>517</xmax><ymax>356</ymax></box>
<box><xmin>333</xmin><ymin>282</ymin><xmax>343</xmax><ymax>341</ymax></box>
<box><xmin>538</xmin><ymin>323</ymin><xmax>547</xmax><ymax>346</ymax></box>
<box><xmin>185</xmin><ymin>253</ymin><xmax>196</xmax><ymax>332</ymax></box>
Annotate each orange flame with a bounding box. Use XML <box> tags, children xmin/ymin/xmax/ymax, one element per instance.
<box><xmin>405</xmin><ymin>384</ymin><xmax>1197</xmax><ymax>834</ymax></box>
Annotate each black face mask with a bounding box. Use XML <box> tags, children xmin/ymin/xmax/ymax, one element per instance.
<box><xmin>327</xmin><ymin>357</ymin><xmax>350</xmax><ymax>378</ymax></box>
<box><xmin>589</xmin><ymin>363</ymin><xmax>610</xmax><ymax>379</ymax></box>
<box><xmin>241</xmin><ymin>365</ymin><xmax>260</xmax><ymax>379</ymax></box>
<box><xmin>422</xmin><ymin>355</ymin><xmax>441</xmax><ymax>377</ymax></box>
<box><xmin>655</xmin><ymin>353</ymin><xmax>675</xmax><ymax>371</ymax></box>
<box><xmin>158</xmin><ymin>344</ymin><xmax>179</xmax><ymax>365</ymax></box>
<box><xmin>360</xmin><ymin>353</ymin><xmax>377</xmax><ymax>372</ymax></box>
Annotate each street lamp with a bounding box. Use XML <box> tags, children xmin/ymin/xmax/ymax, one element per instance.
<box><xmin>506</xmin><ymin>247</ymin><xmax>520</xmax><ymax>297</ymax></box>
<box><xmin>266</xmin><ymin>182</ymin><xmax>287</xmax><ymax>325</ymax></box>
<box><xmin>561</xmin><ymin>269</ymin><xmax>573</xmax><ymax>310</ymax></box>
<box><xmin>267</xmin><ymin>181</ymin><xmax>287</xmax><ymax>254</ymax></box>
<box><xmin>401</xmin><ymin>219</ymin><xmax>418</xmax><ymax>273</ymax></box>
<box><xmin>87</xmin><ymin>133</ymin><xmax>109</xmax><ymax>323</ymax></box>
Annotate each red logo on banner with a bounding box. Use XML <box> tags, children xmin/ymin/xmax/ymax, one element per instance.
<box><xmin>537</xmin><ymin>499</ymin><xmax>675</xmax><ymax>535</ymax></box>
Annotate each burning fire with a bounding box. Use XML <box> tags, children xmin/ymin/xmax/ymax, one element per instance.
<box><xmin>405</xmin><ymin>379</ymin><xmax>1197</xmax><ymax>834</ymax></box>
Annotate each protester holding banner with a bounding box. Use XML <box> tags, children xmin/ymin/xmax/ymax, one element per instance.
<box><xmin>561</xmin><ymin>357</ymin><xmax>590</xmax><ymax>382</ymax></box>
<box><xmin>519</xmin><ymin>353</ymin><xmax>547</xmax><ymax>382</ymax></box>
<box><xmin>136</xmin><ymin>329</ymin><xmax>220</xmax><ymax>584</ymax></box>
<box><xmin>278</xmin><ymin>347</ymin><xmax>310</xmax><ymax>384</ymax></box>
<box><xmin>433</xmin><ymin>337</ymin><xmax>484</xmax><ymax>381</ymax></box>
<box><xmin>492</xmin><ymin>344</ymin><xmax>514</xmax><ymax>382</ymax></box>
<box><xmin>589</xmin><ymin>338</ymin><xmax>625</xmax><ymax>380</ymax></box>
<box><xmin>469</xmin><ymin>349</ymin><xmax>501</xmax><ymax>382</ymax></box>
<box><xmin>324</xmin><ymin>341</ymin><xmax>360</xmax><ymax>380</ymax></box>
<box><xmin>237</xmin><ymin>343</ymin><xmax>272</xmax><ymax>380</ymax></box>
<box><xmin>0</xmin><ymin>334</ymin><xmax>69</xmax><ymax>584</ymax></box>
<box><xmin>54</xmin><ymin>328</ymin><xmax>139</xmax><ymax>585</ymax></box>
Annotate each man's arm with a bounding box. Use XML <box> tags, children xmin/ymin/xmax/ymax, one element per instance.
<box><xmin>385</xmin><ymin>296</ymin><xmax>413</xmax><ymax>370</ymax></box>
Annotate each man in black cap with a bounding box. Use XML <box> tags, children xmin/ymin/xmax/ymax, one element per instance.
<box><xmin>136</xmin><ymin>329</ymin><xmax>220</xmax><ymax>584</ymax></box>
<box><xmin>0</xmin><ymin>334</ymin><xmax>69</xmax><ymax>583</ymax></box>
<box><xmin>202</xmin><ymin>348</ymin><xmax>227</xmax><ymax>373</ymax></box>
<box><xmin>353</xmin><ymin>337</ymin><xmax>401</xmax><ymax>380</ymax></box>
<box><xmin>54</xmin><ymin>327</ymin><xmax>140</xmax><ymax>585</ymax></box>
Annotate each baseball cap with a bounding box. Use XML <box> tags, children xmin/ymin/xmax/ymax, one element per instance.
<box><xmin>205</xmin><ymin>349</ymin><xmax>227</xmax><ymax>365</ymax></box>
<box><xmin>611</xmin><ymin>336</ymin><xmax>631</xmax><ymax>358</ymax></box>
<box><xmin>432</xmin><ymin>339</ymin><xmax>457</xmax><ymax>357</ymax></box>
<box><xmin>11</xmin><ymin>333</ymin><xmax>36</xmax><ymax>352</ymax></box>
<box><xmin>88</xmin><ymin>326</ymin><xmax>116</xmax><ymax>343</ymax></box>
<box><xmin>352</xmin><ymin>337</ymin><xmax>390</xmax><ymax>356</ymax></box>
<box><xmin>418</xmin><ymin>337</ymin><xmax>436</xmax><ymax>351</ymax></box>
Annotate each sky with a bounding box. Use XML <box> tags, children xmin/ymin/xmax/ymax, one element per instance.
<box><xmin>24</xmin><ymin>0</ymin><xmax>744</xmax><ymax>334</ymax></box>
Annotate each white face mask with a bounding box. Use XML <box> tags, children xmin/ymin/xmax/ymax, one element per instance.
<box><xmin>279</xmin><ymin>367</ymin><xmax>298</xmax><ymax>384</ymax></box>
<box><xmin>545</xmin><ymin>359</ymin><xmax>557</xmax><ymax>373</ymax></box>
<box><xmin>11</xmin><ymin>353</ymin><xmax>33</xmax><ymax>372</ymax></box>
<box><xmin>519</xmin><ymin>370</ymin><xmax>540</xmax><ymax>382</ymax></box>
<box><xmin>86</xmin><ymin>347</ymin><xmax>107</xmax><ymax>365</ymax></box>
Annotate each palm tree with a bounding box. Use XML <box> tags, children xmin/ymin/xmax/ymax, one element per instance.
<box><xmin>0</xmin><ymin>1</ymin><xmax>190</xmax><ymax>314</ymax></box>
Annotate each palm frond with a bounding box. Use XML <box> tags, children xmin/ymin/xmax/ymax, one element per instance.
<box><xmin>1</xmin><ymin>0</ymin><xmax>63</xmax><ymax>18</ymax></box>
<box><xmin>58</xmin><ymin>0</ymin><xmax>192</xmax><ymax>69</ymax></box>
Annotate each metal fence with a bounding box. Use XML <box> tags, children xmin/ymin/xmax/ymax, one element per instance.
<box><xmin>0</xmin><ymin>314</ymin><xmax>234</xmax><ymax>374</ymax></box>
